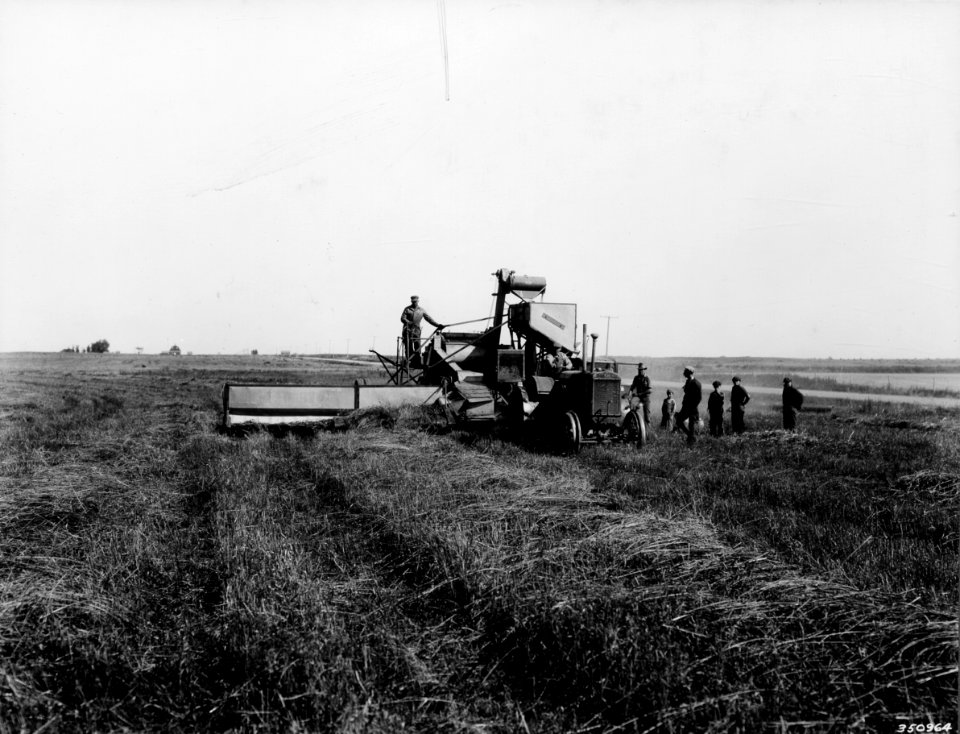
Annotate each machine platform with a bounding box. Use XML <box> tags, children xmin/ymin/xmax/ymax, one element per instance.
<box><xmin>222</xmin><ymin>382</ymin><xmax>443</xmax><ymax>428</ymax></box>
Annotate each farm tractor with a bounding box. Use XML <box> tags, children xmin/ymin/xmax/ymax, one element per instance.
<box><xmin>371</xmin><ymin>268</ymin><xmax>645</xmax><ymax>451</ymax></box>
<box><xmin>222</xmin><ymin>268</ymin><xmax>645</xmax><ymax>451</ymax></box>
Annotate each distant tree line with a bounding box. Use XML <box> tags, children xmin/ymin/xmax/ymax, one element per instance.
<box><xmin>62</xmin><ymin>340</ymin><xmax>110</xmax><ymax>353</ymax></box>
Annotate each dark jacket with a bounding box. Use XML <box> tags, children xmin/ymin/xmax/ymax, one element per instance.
<box><xmin>682</xmin><ymin>378</ymin><xmax>702</xmax><ymax>411</ymax></box>
<box><xmin>708</xmin><ymin>390</ymin><xmax>724</xmax><ymax>416</ymax></box>
<box><xmin>782</xmin><ymin>384</ymin><xmax>804</xmax><ymax>411</ymax></box>
<box><xmin>731</xmin><ymin>384</ymin><xmax>750</xmax><ymax>410</ymax></box>
<box><xmin>630</xmin><ymin>373</ymin><xmax>652</xmax><ymax>398</ymax></box>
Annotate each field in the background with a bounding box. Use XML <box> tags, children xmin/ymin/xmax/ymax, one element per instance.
<box><xmin>1</xmin><ymin>353</ymin><xmax>957</xmax><ymax>733</ymax></box>
<box><xmin>612</xmin><ymin>356</ymin><xmax>960</xmax><ymax>399</ymax></box>
<box><xmin>791</xmin><ymin>371</ymin><xmax>960</xmax><ymax>393</ymax></box>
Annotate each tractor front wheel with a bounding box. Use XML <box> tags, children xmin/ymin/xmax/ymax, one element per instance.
<box><xmin>562</xmin><ymin>410</ymin><xmax>582</xmax><ymax>454</ymax></box>
<box><xmin>623</xmin><ymin>410</ymin><xmax>647</xmax><ymax>447</ymax></box>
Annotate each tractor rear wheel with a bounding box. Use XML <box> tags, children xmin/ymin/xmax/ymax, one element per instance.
<box><xmin>562</xmin><ymin>410</ymin><xmax>582</xmax><ymax>453</ymax></box>
<box><xmin>623</xmin><ymin>410</ymin><xmax>647</xmax><ymax>447</ymax></box>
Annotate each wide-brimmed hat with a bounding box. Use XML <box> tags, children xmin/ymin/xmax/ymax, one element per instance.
<box><xmin>637</xmin><ymin>362</ymin><xmax>646</xmax><ymax>370</ymax></box>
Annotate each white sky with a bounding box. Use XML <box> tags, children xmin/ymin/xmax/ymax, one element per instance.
<box><xmin>1</xmin><ymin>0</ymin><xmax>958</xmax><ymax>358</ymax></box>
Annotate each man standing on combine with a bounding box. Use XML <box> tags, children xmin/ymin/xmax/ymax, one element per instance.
<box><xmin>730</xmin><ymin>376</ymin><xmax>750</xmax><ymax>434</ymax></box>
<box><xmin>782</xmin><ymin>377</ymin><xmax>804</xmax><ymax>430</ymax></box>
<box><xmin>628</xmin><ymin>362</ymin><xmax>653</xmax><ymax>426</ymax></box>
<box><xmin>674</xmin><ymin>366</ymin><xmax>702</xmax><ymax>445</ymax></box>
<box><xmin>400</xmin><ymin>295</ymin><xmax>444</xmax><ymax>368</ymax></box>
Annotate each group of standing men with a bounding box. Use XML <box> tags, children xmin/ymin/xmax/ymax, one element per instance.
<box><xmin>628</xmin><ymin>364</ymin><xmax>804</xmax><ymax>444</ymax></box>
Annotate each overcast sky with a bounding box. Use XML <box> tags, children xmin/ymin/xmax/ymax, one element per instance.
<box><xmin>1</xmin><ymin>0</ymin><xmax>958</xmax><ymax>358</ymax></box>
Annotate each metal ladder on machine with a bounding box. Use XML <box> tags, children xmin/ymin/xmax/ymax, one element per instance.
<box><xmin>369</xmin><ymin>336</ymin><xmax>423</xmax><ymax>386</ymax></box>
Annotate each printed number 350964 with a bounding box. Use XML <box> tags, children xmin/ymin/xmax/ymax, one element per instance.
<box><xmin>897</xmin><ymin>725</ymin><xmax>952</xmax><ymax>733</ymax></box>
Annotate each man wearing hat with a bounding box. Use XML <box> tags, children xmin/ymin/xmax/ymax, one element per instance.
<box><xmin>628</xmin><ymin>362</ymin><xmax>653</xmax><ymax>425</ymax></box>
<box><xmin>707</xmin><ymin>380</ymin><xmax>725</xmax><ymax>437</ymax></box>
<box><xmin>730</xmin><ymin>376</ymin><xmax>750</xmax><ymax>434</ymax></box>
<box><xmin>400</xmin><ymin>295</ymin><xmax>444</xmax><ymax>368</ymax></box>
<box><xmin>782</xmin><ymin>377</ymin><xmax>804</xmax><ymax>430</ymax></box>
<box><xmin>674</xmin><ymin>366</ymin><xmax>702</xmax><ymax>444</ymax></box>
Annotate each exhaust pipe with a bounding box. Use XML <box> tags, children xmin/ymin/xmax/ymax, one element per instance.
<box><xmin>582</xmin><ymin>324</ymin><xmax>587</xmax><ymax>372</ymax></box>
<box><xmin>590</xmin><ymin>333</ymin><xmax>599</xmax><ymax>372</ymax></box>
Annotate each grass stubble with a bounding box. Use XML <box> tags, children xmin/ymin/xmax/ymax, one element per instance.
<box><xmin>0</xmin><ymin>355</ymin><xmax>957</xmax><ymax>732</ymax></box>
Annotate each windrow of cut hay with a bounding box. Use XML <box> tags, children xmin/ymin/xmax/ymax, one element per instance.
<box><xmin>0</xmin><ymin>387</ymin><xmax>195</xmax><ymax>731</ymax></box>
<box><xmin>1</xmin><ymin>369</ymin><xmax>957</xmax><ymax>733</ymax></box>
<box><xmin>289</xmin><ymin>408</ymin><xmax>957</xmax><ymax>732</ymax></box>
<box><xmin>586</xmin><ymin>408</ymin><xmax>959</xmax><ymax>609</ymax></box>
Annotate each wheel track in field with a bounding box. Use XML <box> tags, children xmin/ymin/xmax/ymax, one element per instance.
<box><xmin>297</xmin><ymin>423</ymin><xmax>959</xmax><ymax>731</ymax></box>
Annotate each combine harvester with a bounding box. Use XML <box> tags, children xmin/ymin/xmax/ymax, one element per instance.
<box><xmin>222</xmin><ymin>268</ymin><xmax>645</xmax><ymax>451</ymax></box>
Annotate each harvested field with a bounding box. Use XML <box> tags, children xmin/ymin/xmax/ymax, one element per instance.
<box><xmin>0</xmin><ymin>353</ymin><xmax>957</xmax><ymax>733</ymax></box>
